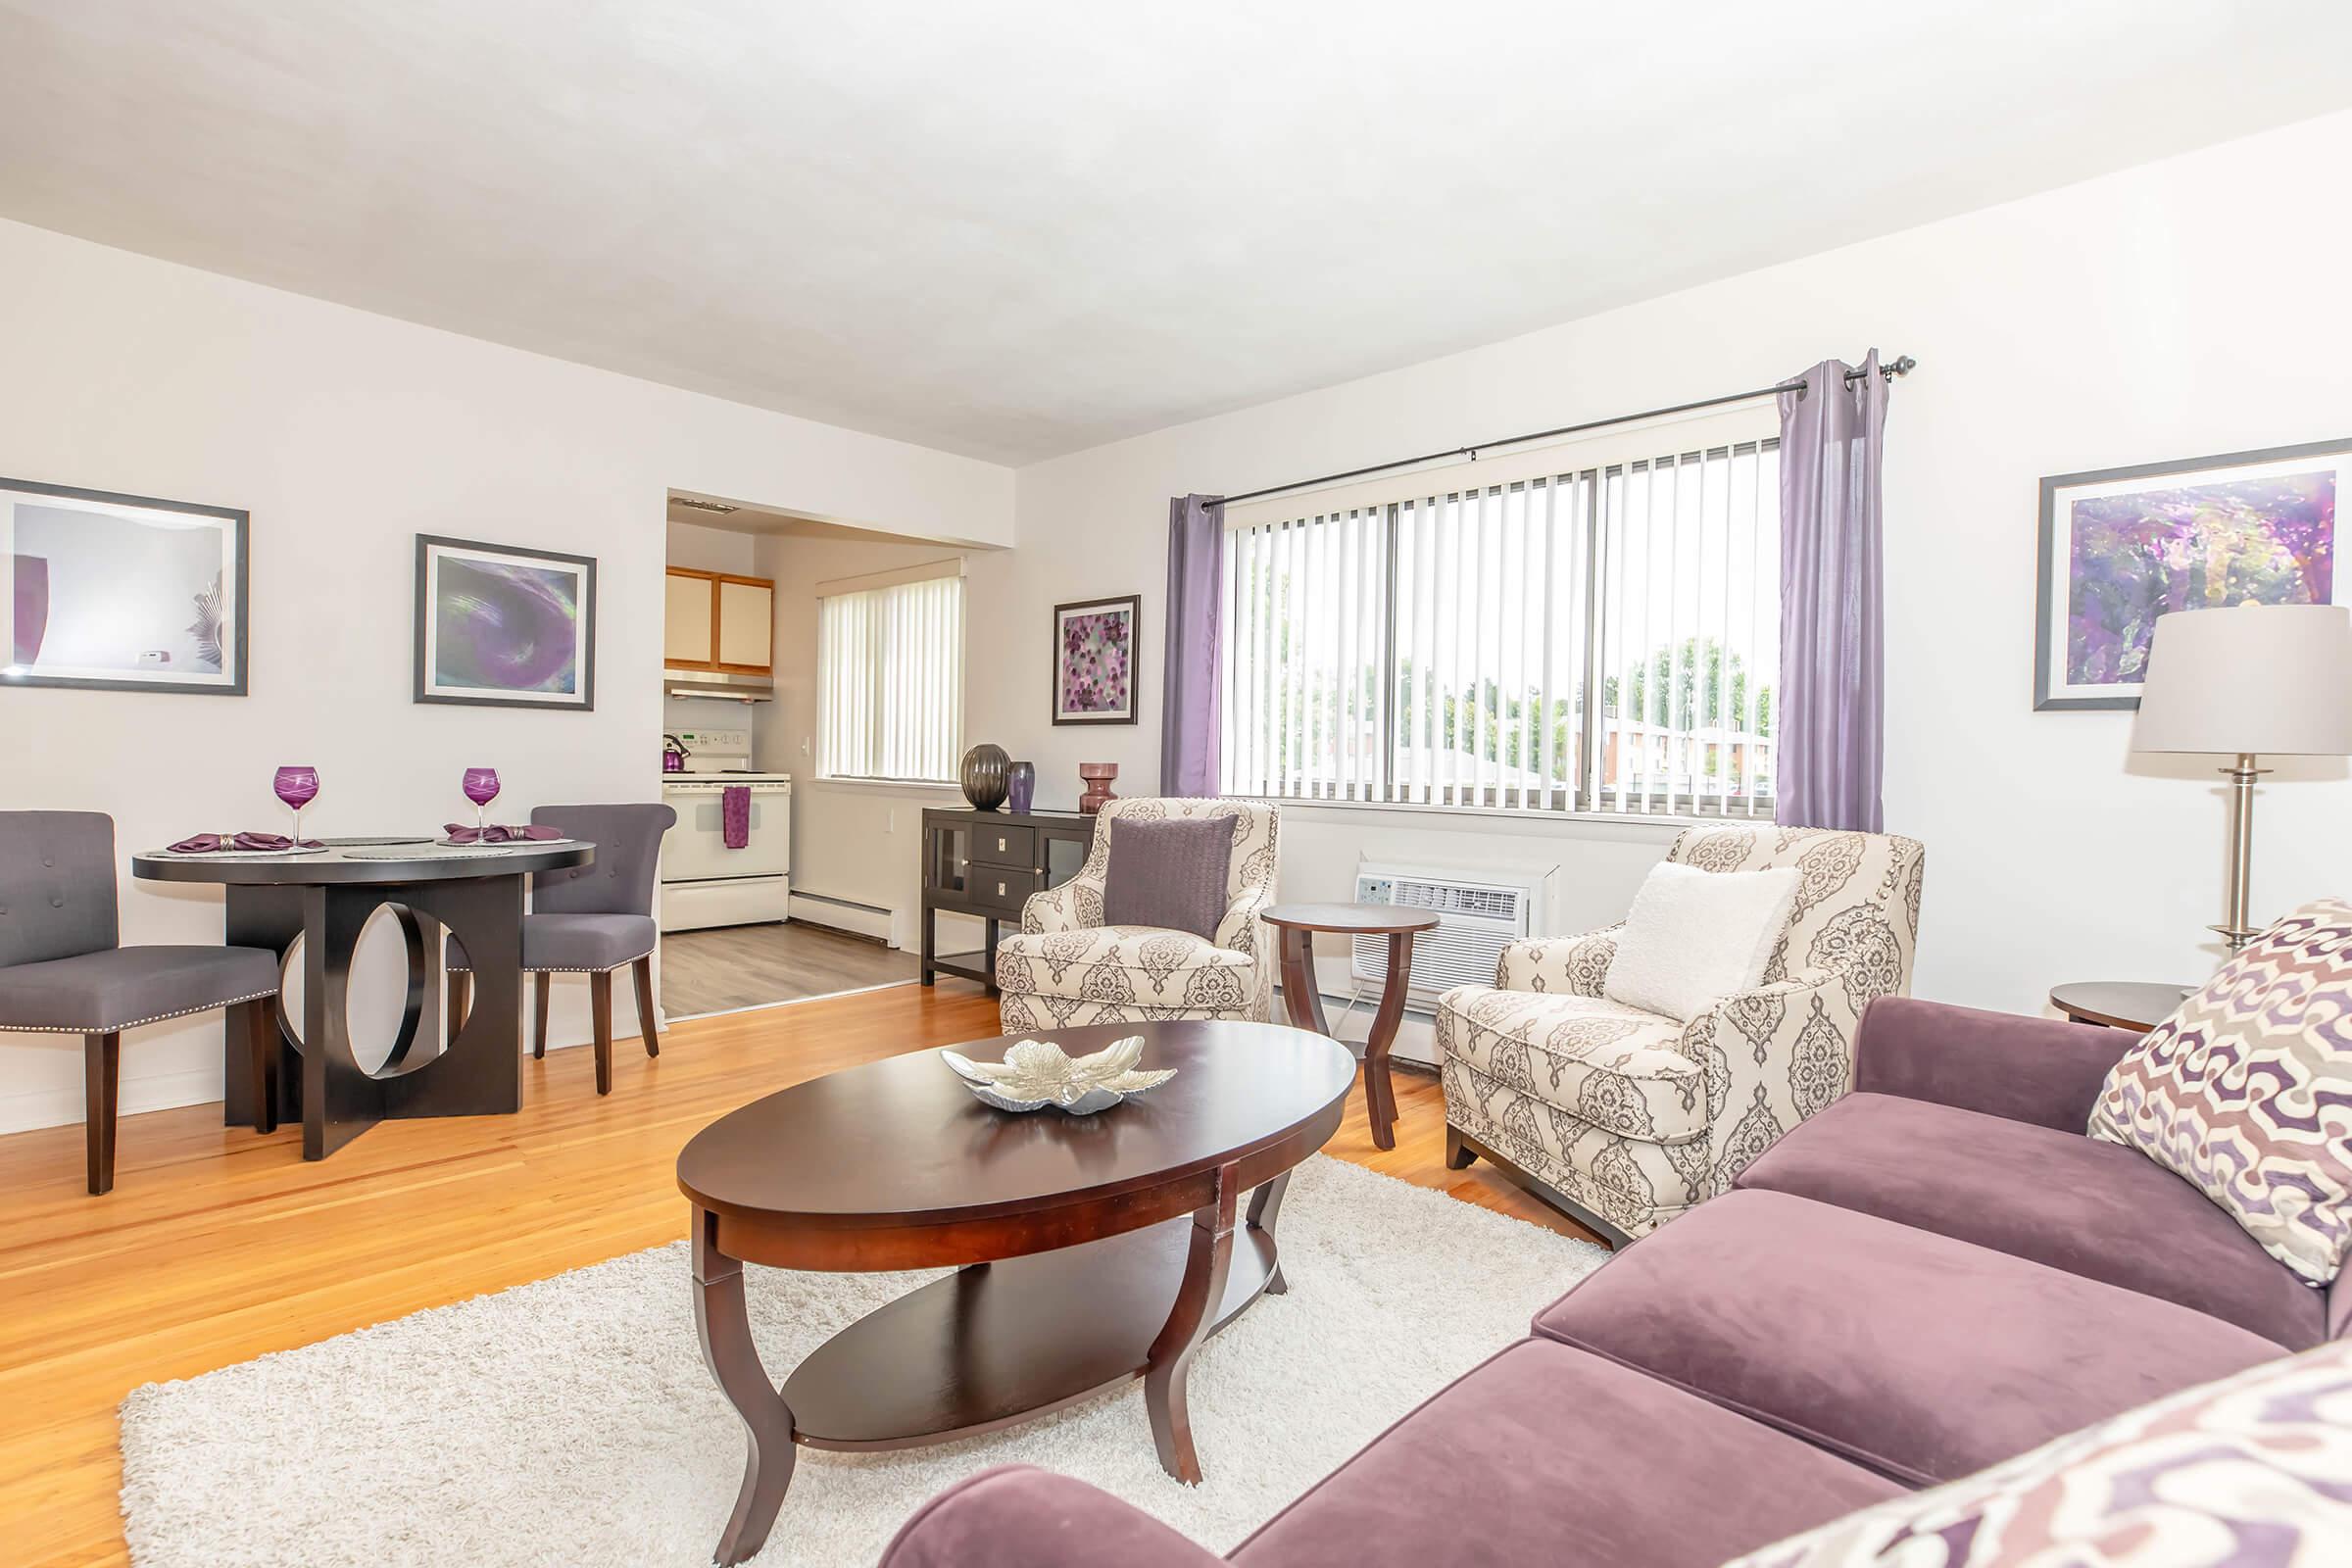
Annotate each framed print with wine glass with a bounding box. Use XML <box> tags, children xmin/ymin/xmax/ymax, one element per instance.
<box><xmin>2034</xmin><ymin>436</ymin><xmax>2345</xmax><ymax>710</ymax></box>
<box><xmin>1</xmin><ymin>475</ymin><xmax>248</xmax><ymax>696</ymax></box>
<box><xmin>414</xmin><ymin>534</ymin><xmax>598</xmax><ymax>710</ymax></box>
<box><xmin>1051</xmin><ymin>593</ymin><xmax>1140</xmax><ymax>725</ymax></box>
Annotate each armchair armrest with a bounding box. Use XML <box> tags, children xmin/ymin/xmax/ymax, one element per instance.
<box><xmin>1684</xmin><ymin>964</ymin><xmax>1861</xmax><ymax>1184</ymax></box>
<box><xmin>881</xmin><ymin>1466</ymin><xmax>1224</xmax><ymax>1568</ymax></box>
<box><xmin>1495</xmin><ymin>924</ymin><xmax>1622</xmax><ymax>995</ymax></box>
<box><xmin>1853</xmin><ymin>996</ymin><xmax>2136</xmax><ymax>1132</ymax></box>
<box><xmin>1213</xmin><ymin>878</ymin><xmax>1274</xmax><ymax>956</ymax></box>
<box><xmin>1021</xmin><ymin>870</ymin><xmax>1104</xmax><ymax>936</ymax></box>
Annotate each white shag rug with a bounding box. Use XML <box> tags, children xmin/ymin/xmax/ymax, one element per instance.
<box><xmin>119</xmin><ymin>1156</ymin><xmax>1605</xmax><ymax>1568</ymax></box>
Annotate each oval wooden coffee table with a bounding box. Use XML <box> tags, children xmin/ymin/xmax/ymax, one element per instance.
<box><xmin>675</xmin><ymin>1018</ymin><xmax>1355</xmax><ymax>1565</ymax></box>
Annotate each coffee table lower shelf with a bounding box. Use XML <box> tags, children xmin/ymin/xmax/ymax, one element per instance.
<box><xmin>785</xmin><ymin>1214</ymin><xmax>1280</xmax><ymax>1448</ymax></box>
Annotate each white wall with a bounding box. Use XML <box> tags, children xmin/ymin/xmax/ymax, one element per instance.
<box><xmin>976</xmin><ymin>109</ymin><xmax>2352</xmax><ymax>1019</ymax></box>
<box><xmin>752</xmin><ymin>530</ymin><xmax>988</xmax><ymax>955</ymax></box>
<box><xmin>0</xmin><ymin>217</ymin><xmax>1011</xmax><ymax>1133</ymax></box>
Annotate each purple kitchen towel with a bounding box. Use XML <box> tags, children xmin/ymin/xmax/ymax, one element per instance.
<box><xmin>721</xmin><ymin>785</ymin><xmax>752</xmax><ymax>850</ymax></box>
<box><xmin>167</xmin><ymin>832</ymin><xmax>323</xmax><ymax>853</ymax></box>
<box><xmin>443</xmin><ymin>823</ymin><xmax>564</xmax><ymax>845</ymax></box>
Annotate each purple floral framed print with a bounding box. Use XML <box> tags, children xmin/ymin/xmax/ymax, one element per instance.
<box><xmin>1052</xmin><ymin>593</ymin><xmax>1140</xmax><ymax>725</ymax></box>
<box><xmin>2</xmin><ymin>475</ymin><xmax>248</xmax><ymax>697</ymax></box>
<box><xmin>414</xmin><ymin>533</ymin><xmax>597</xmax><ymax>710</ymax></box>
<box><xmin>2034</xmin><ymin>437</ymin><xmax>2345</xmax><ymax>710</ymax></box>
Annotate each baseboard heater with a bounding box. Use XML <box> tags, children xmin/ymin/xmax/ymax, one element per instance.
<box><xmin>788</xmin><ymin>890</ymin><xmax>894</xmax><ymax>944</ymax></box>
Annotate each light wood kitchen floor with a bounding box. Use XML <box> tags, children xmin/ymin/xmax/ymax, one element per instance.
<box><xmin>659</xmin><ymin>918</ymin><xmax>919</xmax><ymax>1015</ymax></box>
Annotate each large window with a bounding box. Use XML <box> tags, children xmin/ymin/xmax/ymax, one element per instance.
<box><xmin>816</xmin><ymin>566</ymin><xmax>963</xmax><ymax>784</ymax></box>
<box><xmin>1219</xmin><ymin>412</ymin><xmax>1779</xmax><ymax>816</ymax></box>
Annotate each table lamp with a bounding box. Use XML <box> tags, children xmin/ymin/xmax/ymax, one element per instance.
<box><xmin>2131</xmin><ymin>603</ymin><xmax>2352</xmax><ymax>949</ymax></box>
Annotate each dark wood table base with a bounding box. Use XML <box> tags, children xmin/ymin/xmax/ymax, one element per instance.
<box><xmin>692</xmin><ymin>1167</ymin><xmax>1291</xmax><ymax>1565</ymax></box>
<box><xmin>1270</xmin><ymin>919</ymin><xmax>1428</xmax><ymax>1152</ymax></box>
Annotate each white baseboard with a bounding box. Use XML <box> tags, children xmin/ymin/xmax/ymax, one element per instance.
<box><xmin>789</xmin><ymin>890</ymin><xmax>895</xmax><ymax>944</ymax></box>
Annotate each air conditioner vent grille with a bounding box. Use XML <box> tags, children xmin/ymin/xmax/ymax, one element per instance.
<box><xmin>1391</xmin><ymin>879</ymin><xmax>1518</xmax><ymax>919</ymax></box>
<box><xmin>1350</xmin><ymin>863</ymin><xmax>1544</xmax><ymax>1002</ymax></box>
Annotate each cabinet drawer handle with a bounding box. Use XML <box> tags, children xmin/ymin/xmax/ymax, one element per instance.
<box><xmin>997</xmin><ymin>880</ymin><xmax>1007</xmax><ymax>897</ymax></box>
<box><xmin>996</xmin><ymin>835</ymin><xmax>1007</xmax><ymax>853</ymax></box>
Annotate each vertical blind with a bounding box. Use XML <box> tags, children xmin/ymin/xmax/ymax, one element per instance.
<box><xmin>1220</xmin><ymin>419</ymin><xmax>1780</xmax><ymax>816</ymax></box>
<box><xmin>817</xmin><ymin>573</ymin><xmax>963</xmax><ymax>783</ymax></box>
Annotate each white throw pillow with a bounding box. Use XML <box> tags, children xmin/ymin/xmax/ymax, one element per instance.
<box><xmin>1601</xmin><ymin>861</ymin><xmax>1801</xmax><ymax>1023</ymax></box>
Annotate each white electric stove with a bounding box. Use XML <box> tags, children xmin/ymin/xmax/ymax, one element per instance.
<box><xmin>659</xmin><ymin>729</ymin><xmax>792</xmax><ymax>932</ymax></box>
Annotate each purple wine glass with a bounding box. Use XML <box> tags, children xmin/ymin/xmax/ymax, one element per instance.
<box><xmin>272</xmin><ymin>765</ymin><xmax>319</xmax><ymax>843</ymax></box>
<box><xmin>462</xmin><ymin>766</ymin><xmax>501</xmax><ymax>833</ymax></box>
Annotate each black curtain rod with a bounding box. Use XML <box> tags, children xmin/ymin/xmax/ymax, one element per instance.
<box><xmin>1214</xmin><ymin>354</ymin><xmax>1915</xmax><ymax>509</ymax></box>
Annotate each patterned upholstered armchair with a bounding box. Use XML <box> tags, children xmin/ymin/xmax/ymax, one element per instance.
<box><xmin>1439</xmin><ymin>823</ymin><xmax>1925</xmax><ymax>1244</ymax></box>
<box><xmin>995</xmin><ymin>798</ymin><xmax>1279</xmax><ymax>1032</ymax></box>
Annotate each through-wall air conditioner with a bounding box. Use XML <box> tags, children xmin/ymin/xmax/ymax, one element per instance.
<box><xmin>1350</xmin><ymin>862</ymin><xmax>1547</xmax><ymax>1004</ymax></box>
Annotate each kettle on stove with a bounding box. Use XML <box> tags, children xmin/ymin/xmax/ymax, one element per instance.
<box><xmin>662</xmin><ymin>734</ymin><xmax>690</xmax><ymax>774</ymax></box>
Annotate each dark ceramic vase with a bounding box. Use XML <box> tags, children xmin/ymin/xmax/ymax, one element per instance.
<box><xmin>1005</xmin><ymin>760</ymin><xmax>1036</xmax><ymax>815</ymax></box>
<box><xmin>959</xmin><ymin>743</ymin><xmax>1011</xmax><ymax>810</ymax></box>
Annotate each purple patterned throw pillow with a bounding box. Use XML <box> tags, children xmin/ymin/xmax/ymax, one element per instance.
<box><xmin>1723</xmin><ymin>1337</ymin><xmax>2352</xmax><ymax>1565</ymax></box>
<box><xmin>1102</xmin><ymin>815</ymin><xmax>1237</xmax><ymax>941</ymax></box>
<box><xmin>2087</xmin><ymin>898</ymin><xmax>2352</xmax><ymax>1286</ymax></box>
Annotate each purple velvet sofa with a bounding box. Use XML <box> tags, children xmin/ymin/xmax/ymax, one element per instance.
<box><xmin>880</xmin><ymin>996</ymin><xmax>2334</xmax><ymax>1568</ymax></box>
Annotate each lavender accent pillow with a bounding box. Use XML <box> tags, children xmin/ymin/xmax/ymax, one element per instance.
<box><xmin>1102</xmin><ymin>816</ymin><xmax>1237</xmax><ymax>941</ymax></box>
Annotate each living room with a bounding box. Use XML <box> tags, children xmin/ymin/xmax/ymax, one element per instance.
<box><xmin>6</xmin><ymin>4</ymin><xmax>2352</xmax><ymax>1565</ymax></box>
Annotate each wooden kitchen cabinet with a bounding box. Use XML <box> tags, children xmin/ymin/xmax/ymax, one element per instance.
<box><xmin>664</xmin><ymin>567</ymin><xmax>774</xmax><ymax>673</ymax></box>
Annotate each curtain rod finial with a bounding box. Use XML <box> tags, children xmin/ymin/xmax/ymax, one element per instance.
<box><xmin>1885</xmin><ymin>354</ymin><xmax>1916</xmax><ymax>378</ymax></box>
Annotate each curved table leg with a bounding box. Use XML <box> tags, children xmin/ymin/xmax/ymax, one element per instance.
<box><xmin>1249</xmin><ymin>1169</ymin><xmax>1291</xmax><ymax>1296</ymax></box>
<box><xmin>1361</xmin><ymin>932</ymin><xmax>1417</xmax><ymax>1152</ymax></box>
<box><xmin>1146</xmin><ymin>1164</ymin><xmax>1237</xmax><ymax>1484</ymax></box>
<box><xmin>1276</xmin><ymin>925</ymin><xmax>1330</xmax><ymax>1036</ymax></box>
<box><xmin>694</xmin><ymin>1206</ymin><xmax>797</xmax><ymax>1566</ymax></box>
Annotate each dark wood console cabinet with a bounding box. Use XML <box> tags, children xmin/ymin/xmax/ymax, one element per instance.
<box><xmin>919</xmin><ymin>808</ymin><xmax>1097</xmax><ymax>992</ymax></box>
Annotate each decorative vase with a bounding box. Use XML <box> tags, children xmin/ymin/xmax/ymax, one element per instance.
<box><xmin>1005</xmin><ymin>760</ymin><xmax>1036</xmax><ymax>815</ymax></box>
<box><xmin>959</xmin><ymin>743</ymin><xmax>1011</xmax><ymax>811</ymax></box>
<box><xmin>1077</xmin><ymin>761</ymin><xmax>1119</xmax><ymax>815</ymax></box>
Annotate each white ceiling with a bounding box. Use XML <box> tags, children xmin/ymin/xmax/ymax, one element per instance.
<box><xmin>4</xmin><ymin>2</ymin><xmax>2349</xmax><ymax>465</ymax></box>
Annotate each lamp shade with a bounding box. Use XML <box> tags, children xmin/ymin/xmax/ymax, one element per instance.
<box><xmin>2131</xmin><ymin>603</ymin><xmax>2352</xmax><ymax>755</ymax></box>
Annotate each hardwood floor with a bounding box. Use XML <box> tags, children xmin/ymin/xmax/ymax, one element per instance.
<box><xmin>0</xmin><ymin>982</ymin><xmax>1597</xmax><ymax>1568</ymax></box>
<box><xmin>659</xmin><ymin>918</ymin><xmax>919</xmax><ymax>1016</ymax></box>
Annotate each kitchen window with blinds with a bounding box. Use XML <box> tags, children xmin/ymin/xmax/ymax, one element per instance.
<box><xmin>1218</xmin><ymin>409</ymin><xmax>1780</xmax><ymax>816</ymax></box>
<box><xmin>816</xmin><ymin>563</ymin><xmax>964</xmax><ymax>784</ymax></box>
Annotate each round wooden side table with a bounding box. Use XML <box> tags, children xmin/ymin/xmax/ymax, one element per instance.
<box><xmin>1260</xmin><ymin>902</ymin><xmax>1442</xmax><ymax>1152</ymax></box>
<box><xmin>2048</xmin><ymin>980</ymin><xmax>2195</xmax><ymax>1033</ymax></box>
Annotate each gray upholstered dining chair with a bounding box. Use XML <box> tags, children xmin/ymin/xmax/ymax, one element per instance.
<box><xmin>446</xmin><ymin>802</ymin><xmax>676</xmax><ymax>1096</ymax></box>
<box><xmin>0</xmin><ymin>810</ymin><xmax>281</xmax><ymax>1194</ymax></box>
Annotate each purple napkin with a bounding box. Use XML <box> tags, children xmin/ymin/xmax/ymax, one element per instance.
<box><xmin>167</xmin><ymin>832</ymin><xmax>323</xmax><ymax>854</ymax></box>
<box><xmin>722</xmin><ymin>785</ymin><xmax>751</xmax><ymax>850</ymax></box>
<box><xmin>443</xmin><ymin>823</ymin><xmax>563</xmax><ymax>845</ymax></box>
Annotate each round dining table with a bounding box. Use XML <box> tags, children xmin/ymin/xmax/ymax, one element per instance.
<box><xmin>132</xmin><ymin>837</ymin><xmax>594</xmax><ymax>1160</ymax></box>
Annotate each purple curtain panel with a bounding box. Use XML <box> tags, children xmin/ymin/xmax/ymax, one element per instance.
<box><xmin>1159</xmin><ymin>493</ymin><xmax>1225</xmax><ymax>796</ymax></box>
<box><xmin>1776</xmin><ymin>352</ymin><xmax>1889</xmax><ymax>833</ymax></box>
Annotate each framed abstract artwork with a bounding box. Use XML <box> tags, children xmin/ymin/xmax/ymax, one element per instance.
<box><xmin>1</xmin><ymin>476</ymin><xmax>248</xmax><ymax>696</ymax></box>
<box><xmin>2034</xmin><ymin>437</ymin><xmax>2344</xmax><ymax>710</ymax></box>
<box><xmin>1052</xmin><ymin>593</ymin><xmax>1140</xmax><ymax>725</ymax></box>
<box><xmin>414</xmin><ymin>534</ymin><xmax>598</xmax><ymax>710</ymax></box>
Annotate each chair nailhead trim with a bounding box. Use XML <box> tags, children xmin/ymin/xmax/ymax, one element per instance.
<box><xmin>0</xmin><ymin>988</ymin><xmax>281</xmax><ymax>1035</ymax></box>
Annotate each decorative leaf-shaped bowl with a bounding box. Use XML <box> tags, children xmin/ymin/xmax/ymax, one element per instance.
<box><xmin>940</xmin><ymin>1035</ymin><xmax>1177</xmax><ymax>1115</ymax></box>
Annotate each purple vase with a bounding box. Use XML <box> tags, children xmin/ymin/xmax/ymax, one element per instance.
<box><xmin>1006</xmin><ymin>760</ymin><xmax>1035</xmax><ymax>815</ymax></box>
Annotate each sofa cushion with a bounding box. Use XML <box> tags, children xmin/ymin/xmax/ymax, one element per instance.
<box><xmin>1736</xmin><ymin>1092</ymin><xmax>2324</xmax><ymax>1348</ymax></box>
<box><xmin>2088</xmin><ymin>897</ymin><xmax>2352</xmax><ymax>1286</ymax></box>
<box><xmin>1435</xmin><ymin>985</ymin><xmax>1705</xmax><ymax>1144</ymax></box>
<box><xmin>1102</xmin><ymin>815</ymin><xmax>1236</xmax><ymax>940</ymax></box>
<box><xmin>995</xmin><ymin>925</ymin><xmax>1254</xmax><ymax>1011</ymax></box>
<box><xmin>1532</xmin><ymin>1190</ymin><xmax>2282</xmax><ymax>1489</ymax></box>
<box><xmin>1724</xmin><ymin>1336</ymin><xmax>2352</xmax><ymax>1568</ymax></box>
<box><xmin>1229</xmin><ymin>1339</ymin><xmax>1899</xmax><ymax>1568</ymax></box>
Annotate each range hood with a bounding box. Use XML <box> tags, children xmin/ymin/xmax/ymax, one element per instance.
<box><xmin>665</xmin><ymin>668</ymin><xmax>774</xmax><ymax>703</ymax></box>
